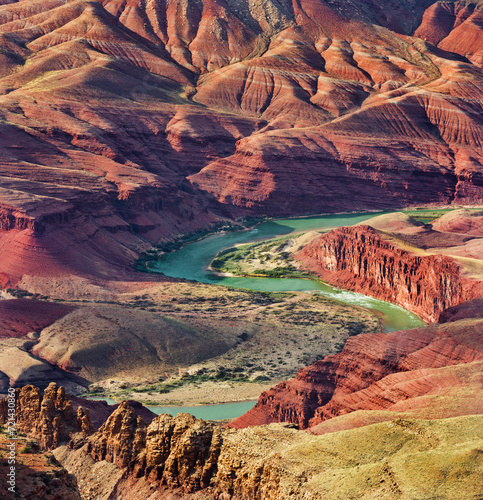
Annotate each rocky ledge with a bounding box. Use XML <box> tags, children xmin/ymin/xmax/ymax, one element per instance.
<box><xmin>295</xmin><ymin>211</ymin><xmax>483</xmax><ymax>322</ymax></box>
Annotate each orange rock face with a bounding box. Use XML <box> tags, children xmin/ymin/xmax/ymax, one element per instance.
<box><xmin>231</xmin><ymin>212</ymin><xmax>483</xmax><ymax>432</ymax></box>
<box><xmin>87</xmin><ymin>405</ymin><xmax>224</xmax><ymax>494</ymax></box>
<box><xmin>0</xmin><ymin>383</ymin><xmax>94</xmax><ymax>449</ymax></box>
<box><xmin>295</xmin><ymin>224</ymin><xmax>481</xmax><ymax>322</ymax></box>
<box><xmin>0</xmin><ymin>0</ymin><xmax>481</xmax><ymax>282</ymax></box>
<box><xmin>229</xmin><ymin>313</ymin><xmax>483</xmax><ymax>431</ymax></box>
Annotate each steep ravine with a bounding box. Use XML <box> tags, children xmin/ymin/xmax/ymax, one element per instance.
<box><xmin>295</xmin><ymin>225</ymin><xmax>481</xmax><ymax>323</ymax></box>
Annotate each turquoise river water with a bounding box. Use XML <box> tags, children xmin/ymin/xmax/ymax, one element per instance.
<box><xmin>92</xmin><ymin>212</ymin><xmax>426</xmax><ymax>420</ymax></box>
<box><xmin>150</xmin><ymin>211</ymin><xmax>425</xmax><ymax>332</ymax></box>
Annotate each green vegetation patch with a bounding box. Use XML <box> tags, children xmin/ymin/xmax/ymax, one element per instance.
<box><xmin>211</xmin><ymin>236</ymin><xmax>311</xmax><ymax>278</ymax></box>
<box><xmin>401</xmin><ymin>209</ymin><xmax>455</xmax><ymax>223</ymax></box>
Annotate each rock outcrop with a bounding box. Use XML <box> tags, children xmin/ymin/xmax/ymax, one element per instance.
<box><xmin>57</xmin><ymin>397</ymin><xmax>483</xmax><ymax>499</ymax></box>
<box><xmin>88</xmin><ymin>401</ymin><xmax>148</xmax><ymax>469</ymax></box>
<box><xmin>0</xmin><ymin>382</ymin><xmax>93</xmax><ymax>449</ymax></box>
<box><xmin>296</xmin><ymin>224</ymin><xmax>480</xmax><ymax>322</ymax></box>
<box><xmin>0</xmin><ymin>383</ymin><xmax>159</xmax><ymax>448</ymax></box>
<box><xmin>69</xmin><ymin>395</ymin><xmax>157</xmax><ymax>430</ymax></box>
<box><xmin>88</xmin><ymin>405</ymin><xmax>223</xmax><ymax>493</ymax></box>
<box><xmin>56</xmin><ymin>401</ymin><xmax>298</xmax><ymax>498</ymax></box>
<box><xmin>2</xmin><ymin>355</ymin><xmax>482</xmax><ymax>499</ymax></box>
<box><xmin>229</xmin><ymin>315</ymin><xmax>483</xmax><ymax>430</ymax></box>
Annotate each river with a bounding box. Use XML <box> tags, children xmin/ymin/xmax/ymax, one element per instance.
<box><xmin>102</xmin><ymin>212</ymin><xmax>425</xmax><ymax>420</ymax></box>
<box><xmin>87</xmin><ymin>397</ymin><xmax>257</xmax><ymax>420</ymax></box>
<box><xmin>150</xmin><ymin>211</ymin><xmax>425</xmax><ymax>332</ymax></box>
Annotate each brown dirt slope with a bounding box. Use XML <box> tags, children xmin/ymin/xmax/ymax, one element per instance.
<box><xmin>0</xmin><ymin>298</ymin><xmax>73</xmax><ymax>338</ymax></box>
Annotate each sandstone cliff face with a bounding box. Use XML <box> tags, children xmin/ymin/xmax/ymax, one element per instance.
<box><xmin>0</xmin><ymin>383</ymin><xmax>94</xmax><ymax>449</ymax></box>
<box><xmin>88</xmin><ymin>406</ymin><xmax>224</xmax><ymax>493</ymax></box>
<box><xmin>57</xmin><ymin>383</ymin><xmax>483</xmax><ymax>499</ymax></box>
<box><xmin>229</xmin><ymin>316</ymin><xmax>483</xmax><ymax>430</ymax></box>
<box><xmin>3</xmin><ymin>334</ymin><xmax>483</xmax><ymax>500</ymax></box>
<box><xmin>88</xmin><ymin>401</ymin><xmax>147</xmax><ymax>469</ymax></box>
<box><xmin>295</xmin><ymin>225</ymin><xmax>480</xmax><ymax>322</ymax></box>
<box><xmin>83</xmin><ymin>403</ymin><xmax>301</xmax><ymax>499</ymax></box>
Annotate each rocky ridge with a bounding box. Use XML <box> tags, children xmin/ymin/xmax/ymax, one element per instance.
<box><xmin>1</xmin><ymin>290</ymin><xmax>482</xmax><ymax>499</ymax></box>
<box><xmin>296</xmin><ymin>225</ymin><xmax>477</xmax><ymax>322</ymax></box>
<box><xmin>294</xmin><ymin>210</ymin><xmax>483</xmax><ymax>322</ymax></box>
<box><xmin>229</xmin><ymin>303</ymin><xmax>483</xmax><ymax>431</ymax></box>
<box><xmin>0</xmin><ymin>0</ymin><xmax>482</xmax><ymax>287</ymax></box>
<box><xmin>1</xmin><ymin>380</ymin><xmax>481</xmax><ymax>499</ymax></box>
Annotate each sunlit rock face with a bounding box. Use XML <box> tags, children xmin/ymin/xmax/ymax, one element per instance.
<box><xmin>229</xmin><ymin>312</ymin><xmax>483</xmax><ymax>431</ymax></box>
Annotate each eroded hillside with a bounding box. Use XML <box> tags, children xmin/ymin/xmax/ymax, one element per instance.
<box><xmin>0</xmin><ymin>0</ymin><xmax>482</xmax><ymax>286</ymax></box>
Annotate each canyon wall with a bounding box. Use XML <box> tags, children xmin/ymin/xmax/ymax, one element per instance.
<box><xmin>0</xmin><ymin>0</ymin><xmax>482</xmax><ymax>286</ymax></box>
<box><xmin>295</xmin><ymin>225</ymin><xmax>481</xmax><ymax>322</ymax></box>
<box><xmin>2</xmin><ymin>293</ymin><xmax>482</xmax><ymax>500</ymax></box>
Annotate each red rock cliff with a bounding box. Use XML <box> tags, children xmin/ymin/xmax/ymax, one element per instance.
<box><xmin>295</xmin><ymin>225</ymin><xmax>480</xmax><ymax>322</ymax></box>
<box><xmin>229</xmin><ymin>314</ymin><xmax>483</xmax><ymax>430</ymax></box>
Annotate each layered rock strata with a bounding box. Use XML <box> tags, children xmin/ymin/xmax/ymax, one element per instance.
<box><xmin>0</xmin><ymin>0</ymin><xmax>482</xmax><ymax>285</ymax></box>
<box><xmin>229</xmin><ymin>314</ymin><xmax>483</xmax><ymax>430</ymax></box>
<box><xmin>295</xmin><ymin>223</ymin><xmax>482</xmax><ymax>322</ymax></box>
<box><xmin>56</xmin><ymin>396</ymin><xmax>483</xmax><ymax>499</ymax></box>
<box><xmin>88</xmin><ymin>405</ymin><xmax>223</xmax><ymax>493</ymax></box>
<box><xmin>1</xmin><ymin>330</ymin><xmax>482</xmax><ymax>500</ymax></box>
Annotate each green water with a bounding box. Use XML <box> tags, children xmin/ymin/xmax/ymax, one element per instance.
<box><xmin>87</xmin><ymin>397</ymin><xmax>256</xmax><ymax>420</ymax></box>
<box><xmin>150</xmin><ymin>211</ymin><xmax>425</xmax><ymax>333</ymax></box>
<box><xmin>148</xmin><ymin>401</ymin><xmax>256</xmax><ymax>420</ymax></box>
